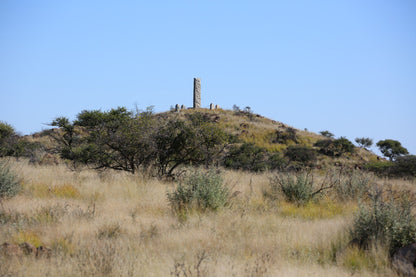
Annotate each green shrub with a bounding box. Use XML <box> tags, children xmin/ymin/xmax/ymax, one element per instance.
<box><xmin>364</xmin><ymin>156</ymin><xmax>416</xmax><ymax>178</ymax></box>
<box><xmin>284</xmin><ymin>145</ymin><xmax>316</xmax><ymax>166</ymax></box>
<box><xmin>0</xmin><ymin>122</ymin><xmax>18</xmax><ymax>157</ymax></box>
<box><xmin>224</xmin><ymin>143</ymin><xmax>268</xmax><ymax>172</ymax></box>
<box><xmin>224</xmin><ymin>143</ymin><xmax>287</xmax><ymax>172</ymax></box>
<box><xmin>350</xmin><ymin>185</ymin><xmax>416</xmax><ymax>254</ymax></box>
<box><xmin>267</xmin><ymin>152</ymin><xmax>288</xmax><ymax>170</ymax></box>
<box><xmin>364</xmin><ymin>160</ymin><xmax>394</xmax><ymax>176</ymax></box>
<box><xmin>273</xmin><ymin>127</ymin><xmax>298</xmax><ymax>144</ymax></box>
<box><xmin>167</xmin><ymin>170</ymin><xmax>229</xmax><ymax>213</ymax></box>
<box><xmin>392</xmin><ymin>155</ymin><xmax>416</xmax><ymax>177</ymax></box>
<box><xmin>269</xmin><ymin>172</ymin><xmax>317</xmax><ymax>205</ymax></box>
<box><xmin>0</xmin><ymin>161</ymin><xmax>21</xmax><ymax>199</ymax></box>
<box><xmin>315</xmin><ymin>137</ymin><xmax>354</xmax><ymax>157</ymax></box>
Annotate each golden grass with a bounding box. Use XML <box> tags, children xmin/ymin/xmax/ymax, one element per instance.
<box><xmin>278</xmin><ymin>199</ymin><xmax>357</xmax><ymax>220</ymax></box>
<box><xmin>12</xmin><ymin>230</ymin><xmax>43</xmax><ymax>247</ymax></box>
<box><xmin>0</xmin><ymin>160</ymin><xmax>402</xmax><ymax>276</ymax></box>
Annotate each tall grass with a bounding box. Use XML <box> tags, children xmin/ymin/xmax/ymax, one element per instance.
<box><xmin>0</xmin><ymin>159</ymin><xmax>404</xmax><ymax>276</ymax></box>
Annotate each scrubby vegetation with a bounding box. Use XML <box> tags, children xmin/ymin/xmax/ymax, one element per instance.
<box><xmin>267</xmin><ymin>172</ymin><xmax>318</xmax><ymax>204</ymax></box>
<box><xmin>167</xmin><ymin>169</ymin><xmax>229</xmax><ymax>214</ymax></box>
<box><xmin>314</xmin><ymin>137</ymin><xmax>355</xmax><ymax>157</ymax></box>
<box><xmin>1</xmin><ymin>159</ymin><xmax>413</xmax><ymax>276</ymax></box>
<box><xmin>0</xmin><ymin>107</ymin><xmax>415</xmax><ymax>276</ymax></box>
<box><xmin>0</xmin><ymin>161</ymin><xmax>21</xmax><ymax>199</ymax></box>
<box><xmin>350</xmin><ymin>185</ymin><xmax>416</xmax><ymax>254</ymax></box>
<box><xmin>1</xmin><ymin>107</ymin><xmax>414</xmax><ymax>179</ymax></box>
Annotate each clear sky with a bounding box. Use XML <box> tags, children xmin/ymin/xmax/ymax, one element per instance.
<box><xmin>1</xmin><ymin>1</ymin><xmax>415</xmax><ymax>155</ymax></box>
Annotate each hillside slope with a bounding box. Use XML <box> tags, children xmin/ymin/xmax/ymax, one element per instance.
<box><xmin>158</xmin><ymin>108</ymin><xmax>379</xmax><ymax>167</ymax></box>
<box><xmin>24</xmin><ymin>107</ymin><xmax>380</xmax><ymax>172</ymax></box>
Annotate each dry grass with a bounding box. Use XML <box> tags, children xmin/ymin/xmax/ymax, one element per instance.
<box><xmin>0</xmin><ymin>159</ymin><xmax>402</xmax><ymax>276</ymax></box>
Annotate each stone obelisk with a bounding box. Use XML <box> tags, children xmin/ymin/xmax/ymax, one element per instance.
<box><xmin>193</xmin><ymin>78</ymin><xmax>201</xmax><ymax>109</ymax></box>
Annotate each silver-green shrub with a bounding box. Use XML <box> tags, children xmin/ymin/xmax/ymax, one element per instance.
<box><xmin>0</xmin><ymin>161</ymin><xmax>21</xmax><ymax>199</ymax></box>
<box><xmin>167</xmin><ymin>170</ymin><xmax>229</xmax><ymax>213</ymax></box>
<box><xmin>269</xmin><ymin>172</ymin><xmax>316</xmax><ymax>205</ymax></box>
<box><xmin>350</xmin><ymin>185</ymin><xmax>416</xmax><ymax>254</ymax></box>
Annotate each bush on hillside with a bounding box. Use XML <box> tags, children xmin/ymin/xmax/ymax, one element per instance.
<box><xmin>0</xmin><ymin>122</ymin><xmax>19</xmax><ymax>157</ymax></box>
<box><xmin>232</xmin><ymin>105</ymin><xmax>255</xmax><ymax>120</ymax></box>
<box><xmin>392</xmin><ymin>155</ymin><xmax>416</xmax><ymax>177</ymax></box>
<box><xmin>284</xmin><ymin>145</ymin><xmax>316</xmax><ymax>167</ymax></box>
<box><xmin>224</xmin><ymin>143</ymin><xmax>268</xmax><ymax>172</ymax></box>
<box><xmin>268</xmin><ymin>152</ymin><xmax>288</xmax><ymax>171</ymax></box>
<box><xmin>273</xmin><ymin>127</ymin><xmax>298</xmax><ymax>144</ymax></box>
<box><xmin>314</xmin><ymin>137</ymin><xmax>354</xmax><ymax>157</ymax></box>
<box><xmin>364</xmin><ymin>156</ymin><xmax>416</xmax><ymax>178</ymax></box>
<box><xmin>167</xmin><ymin>170</ymin><xmax>229</xmax><ymax>213</ymax></box>
<box><xmin>363</xmin><ymin>160</ymin><xmax>393</xmax><ymax>176</ymax></box>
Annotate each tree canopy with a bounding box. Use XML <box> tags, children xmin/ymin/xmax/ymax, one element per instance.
<box><xmin>376</xmin><ymin>139</ymin><xmax>409</xmax><ymax>161</ymax></box>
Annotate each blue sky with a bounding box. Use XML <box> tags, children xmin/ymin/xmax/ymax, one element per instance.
<box><xmin>1</xmin><ymin>1</ymin><xmax>415</xmax><ymax>155</ymax></box>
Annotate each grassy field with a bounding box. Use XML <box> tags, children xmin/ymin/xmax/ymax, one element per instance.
<box><xmin>1</xmin><ymin>159</ymin><xmax>412</xmax><ymax>276</ymax></box>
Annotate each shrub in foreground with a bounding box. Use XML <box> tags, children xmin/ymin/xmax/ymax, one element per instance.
<box><xmin>267</xmin><ymin>172</ymin><xmax>318</xmax><ymax>205</ymax></box>
<box><xmin>167</xmin><ymin>170</ymin><xmax>229</xmax><ymax>213</ymax></box>
<box><xmin>350</xmin><ymin>185</ymin><xmax>416</xmax><ymax>254</ymax></box>
<box><xmin>0</xmin><ymin>161</ymin><xmax>21</xmax><ymax>199</ymax></box>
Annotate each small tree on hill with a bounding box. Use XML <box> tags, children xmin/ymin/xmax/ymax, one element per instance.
<box><xmin>319</xmin><ymin>130</ymin><xmax>334</xmax><ymax>138</ymax></box>
<box><xmin>355</xmin><ymin>137</ymin><xmax>373</xmax><ymax>149</ymax></box>
<box><xmin>154</xmin><ymin>113</ymin><xmax>228</xmax><ymax>177</ymax></box>
<box><xmin>376</xmin><ymin>139</ymin><xmax>408</xmax><ymax>161</ymax></box>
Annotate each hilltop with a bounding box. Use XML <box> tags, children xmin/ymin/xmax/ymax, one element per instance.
<box><xmin>159</xmin><ymin>107</ymin><xmax>378</xmax><ymax>166</ymax></box>
<box><xmin>19</xmin><ymin>106</ymin><xmax>380</xmax><ymax>176</ymax></box>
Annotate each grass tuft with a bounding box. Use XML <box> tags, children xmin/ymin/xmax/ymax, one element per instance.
<box><xmin>25</xmin><ymin>183</ymin><xmax>80</xmax><ymax>198</ymax></box>
<box><xmin>279</xmin><ymin>199</ymin><xmax>355</xmax><ymax>220</ymax></box>
<box><xmin>12</xmin><ymin>230</ymin><xmax>42</xmax><ymax>247</ymax></box>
